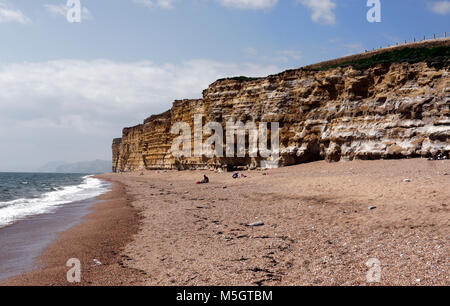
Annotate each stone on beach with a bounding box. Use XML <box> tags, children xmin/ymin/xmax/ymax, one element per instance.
<box><xmin>93</xmin><ymin>259</ymin><xmax>102</xmax><ymax>265</ymax></box>
<box><xmin>246</xmin><ymin>221</ymin><xmax>265</xmax><ymax>227</ymax></box>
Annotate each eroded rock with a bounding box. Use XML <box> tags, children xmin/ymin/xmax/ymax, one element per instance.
<box><xmin>112</xmin><ymin>61</ymin><xmax>449</xmax><ymax>172</ymax></box>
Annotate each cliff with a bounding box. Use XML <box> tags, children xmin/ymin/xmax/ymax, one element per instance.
<box><xmin>112</xmin><ymin>44</ymin><xmax>450</xmax><ymax>172</ymax></box>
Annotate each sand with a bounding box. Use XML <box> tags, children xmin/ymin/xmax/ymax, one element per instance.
<box><xmin>2</xmin><ymin>159</ymin><xmax>449</xmax><ymax>286</ymax></box>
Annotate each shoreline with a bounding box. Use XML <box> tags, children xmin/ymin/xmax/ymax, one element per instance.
<box><xmin>0</xmin><ymin>196</ymin><xmax>99</xmax><ymax>282</ymax></box>
<box><xmin>1</xmin><ymin>158</ymin><xmax>449</xmax><ymax>286</ymax></box>
<box><xmin>1</xmin><ymin>178</ymin><xmax>144</xmax><ymax>286</ymax></box>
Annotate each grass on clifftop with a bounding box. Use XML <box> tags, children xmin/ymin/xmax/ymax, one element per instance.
<box><xmin>217</xmin><ymin>76</ymin><xmax>262</xmax><ymax>82</ymax></box>
<box><xmin>315</xmin><ymin>46</ymin><xmax>450</xmax><ymax>71</ymax></box>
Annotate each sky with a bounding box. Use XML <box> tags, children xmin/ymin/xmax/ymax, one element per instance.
<box><xmin>0</xmin><ymin>0</ymin><xmax>448</xmax><ymax>171</ymax></box>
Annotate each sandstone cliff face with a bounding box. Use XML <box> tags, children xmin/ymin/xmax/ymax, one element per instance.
<box><xmin>112</xmin><ymin>61</ymin><xmax>449</xmax><ymax>172</ymax></box>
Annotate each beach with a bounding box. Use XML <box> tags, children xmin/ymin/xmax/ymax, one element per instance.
<box><xmin>0</xmin><ymin>196</ymin><xmax>101</xmax><ymax>282</ymax></box>
<box><xmin>2</xmin><ymin>159</ymin><xmax>449</xmax><ymax>286</ymax></box>
<box><xmin>1</xmin><ymin>181</ymin><xmax>143</xmax><ymax>285</ymax></box>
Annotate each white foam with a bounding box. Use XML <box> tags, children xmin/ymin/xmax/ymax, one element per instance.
<box><xmin>0</xmin><ymin>176</ymin><xmax>110</xmax><ymax>228</ymax></box>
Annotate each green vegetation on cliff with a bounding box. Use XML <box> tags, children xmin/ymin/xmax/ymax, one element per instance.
<box><xmin>316</xmin><ymin>46</ymin><xmax>449</xmax><ymax>71</ymax></box>
<box><xmin>217</xmin><ymin>76</ymin><xmax>262</xmax><ymax>82</ymax></box>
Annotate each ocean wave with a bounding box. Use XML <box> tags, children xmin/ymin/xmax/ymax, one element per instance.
<box><xmin>0</xmin><ymin>176</ymin><xmax>110</xmax><ymax>228</ymax></box>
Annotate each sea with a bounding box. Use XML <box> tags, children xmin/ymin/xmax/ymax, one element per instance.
<box><xmin>0</xmin><ymin>172</ymin><xmax>110</xmax><ymax>228</ymax></box>
<box><xmin>0</xmin><ymin>172</ymin><xmax>110</xmax><ymax>281</ymax></box>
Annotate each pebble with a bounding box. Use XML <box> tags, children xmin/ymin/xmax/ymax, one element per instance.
<box><xmin>93</xmin><ymin>259</ymin><xmax>102</xmax><ymax>265</ymax></box>
<box><xmin>246</xmin><ymin>221</ymin><xmax>264</xmax><ymax>227</ymax></box>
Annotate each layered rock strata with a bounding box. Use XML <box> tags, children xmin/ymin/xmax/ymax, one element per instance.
<box><xmin>112</xmin><ymin>59</ymin><xmax>449</xmax><ymax>172</ymax></box>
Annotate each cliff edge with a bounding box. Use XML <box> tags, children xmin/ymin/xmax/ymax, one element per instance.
<box><xmin>112</xmin><ymin>41</ymin><xmax>450</xmax><ymax>172</ymax></box>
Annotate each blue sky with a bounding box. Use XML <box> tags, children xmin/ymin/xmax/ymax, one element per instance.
<box><xmin>0</xmin><ymin>0</ymin><xmax>449</xmax><ymax>171</ymax></box>
<box><xmin>2</xmin><ymin>0</ymin><xmax>449</xmax><ymax>65</ymax></box>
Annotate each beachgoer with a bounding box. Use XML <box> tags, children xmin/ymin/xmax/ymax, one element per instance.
<box><xmin>198</xmin><ymin>175</ymin><xmax>209</xmax><ymax>184</ymax></box>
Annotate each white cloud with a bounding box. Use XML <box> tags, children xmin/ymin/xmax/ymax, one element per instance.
<box><xmin>342</xmin><ymin>42</ymin><xmax>365</xmax><ymax>54</ymax></box>
<box><xmin>0</xmin><ymin>59</ymin><xmax>279</xmax><ymax>169</ymax></box>
<box><xmin>298</xmin><ymin>0</ymin><xmax>336</xmax><ymax>25</ymax></box>
<box><xmin>328</xmin><ymin>38</ymin><xmax>365</xmax><ymax>55</ymax></box>
<box><xmin>133</xmin><ymin>0</ymin><xmax>175</xmax><ymax>9</ymax></box>
<box><xmin>158</xmin><ymin>0</ymin><xmax>175</xmax><ymax>9</ymax></box>
<box><xmin>276</xmin><ymin>50</ymin><xmax>302</xmax><ymax>61</ymax></box>
<box><xmin>427</xmin><ymin>1</ymin><xmax>450</xmax><ymax>15</ymax></box>
<box><xmin>245</xmin><ymin>47</ymin><xmax>303</xmax><ymax>63</ymax></box>
<box><xmin>0</xmin><ymin>58</ymin><xmax>279</xmax><ymax>140</ymax></box>
<box><xmin>135</xmin><ymin>0</ymin><xmax>279</xmax><ymax>10</ymax></box>
<box><xmin>217</xmin><ymin>0</ymin><xmax>278</xmax><ymax>9</ymax></box>
<box><xmin>0</xmin><ymin>2</ymin><xmax>31</xmax><ymax>24</ymax></box>
<box><xmin>44</xmin><ymin>3</ymin><xmax>93</xmax><ymax>20</ymax></box>
<box><xmin>44</xmin><ymin>4</ymin><xmax>67</xmax><ymax>16</ymax></box>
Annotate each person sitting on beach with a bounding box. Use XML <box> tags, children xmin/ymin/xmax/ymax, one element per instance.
<box><xmin>198</xmin><ymin>175</ymin><xmax>209</xmax><ymax>184</ymax></box>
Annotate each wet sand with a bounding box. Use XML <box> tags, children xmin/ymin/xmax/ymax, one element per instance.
<box><xmin>1</xmin><ymin>180</ymin><xmax>144</xmax><ymax>286</ymax></box>
<box><xmin>2</xmin><ymin>159</ymin><xmax>449</xmax><ymax>286</ymax></box>
<box><xmin>0</xmin><ymin>197</ymin><xmax>99</xmax><ymax>282</ymax></box>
